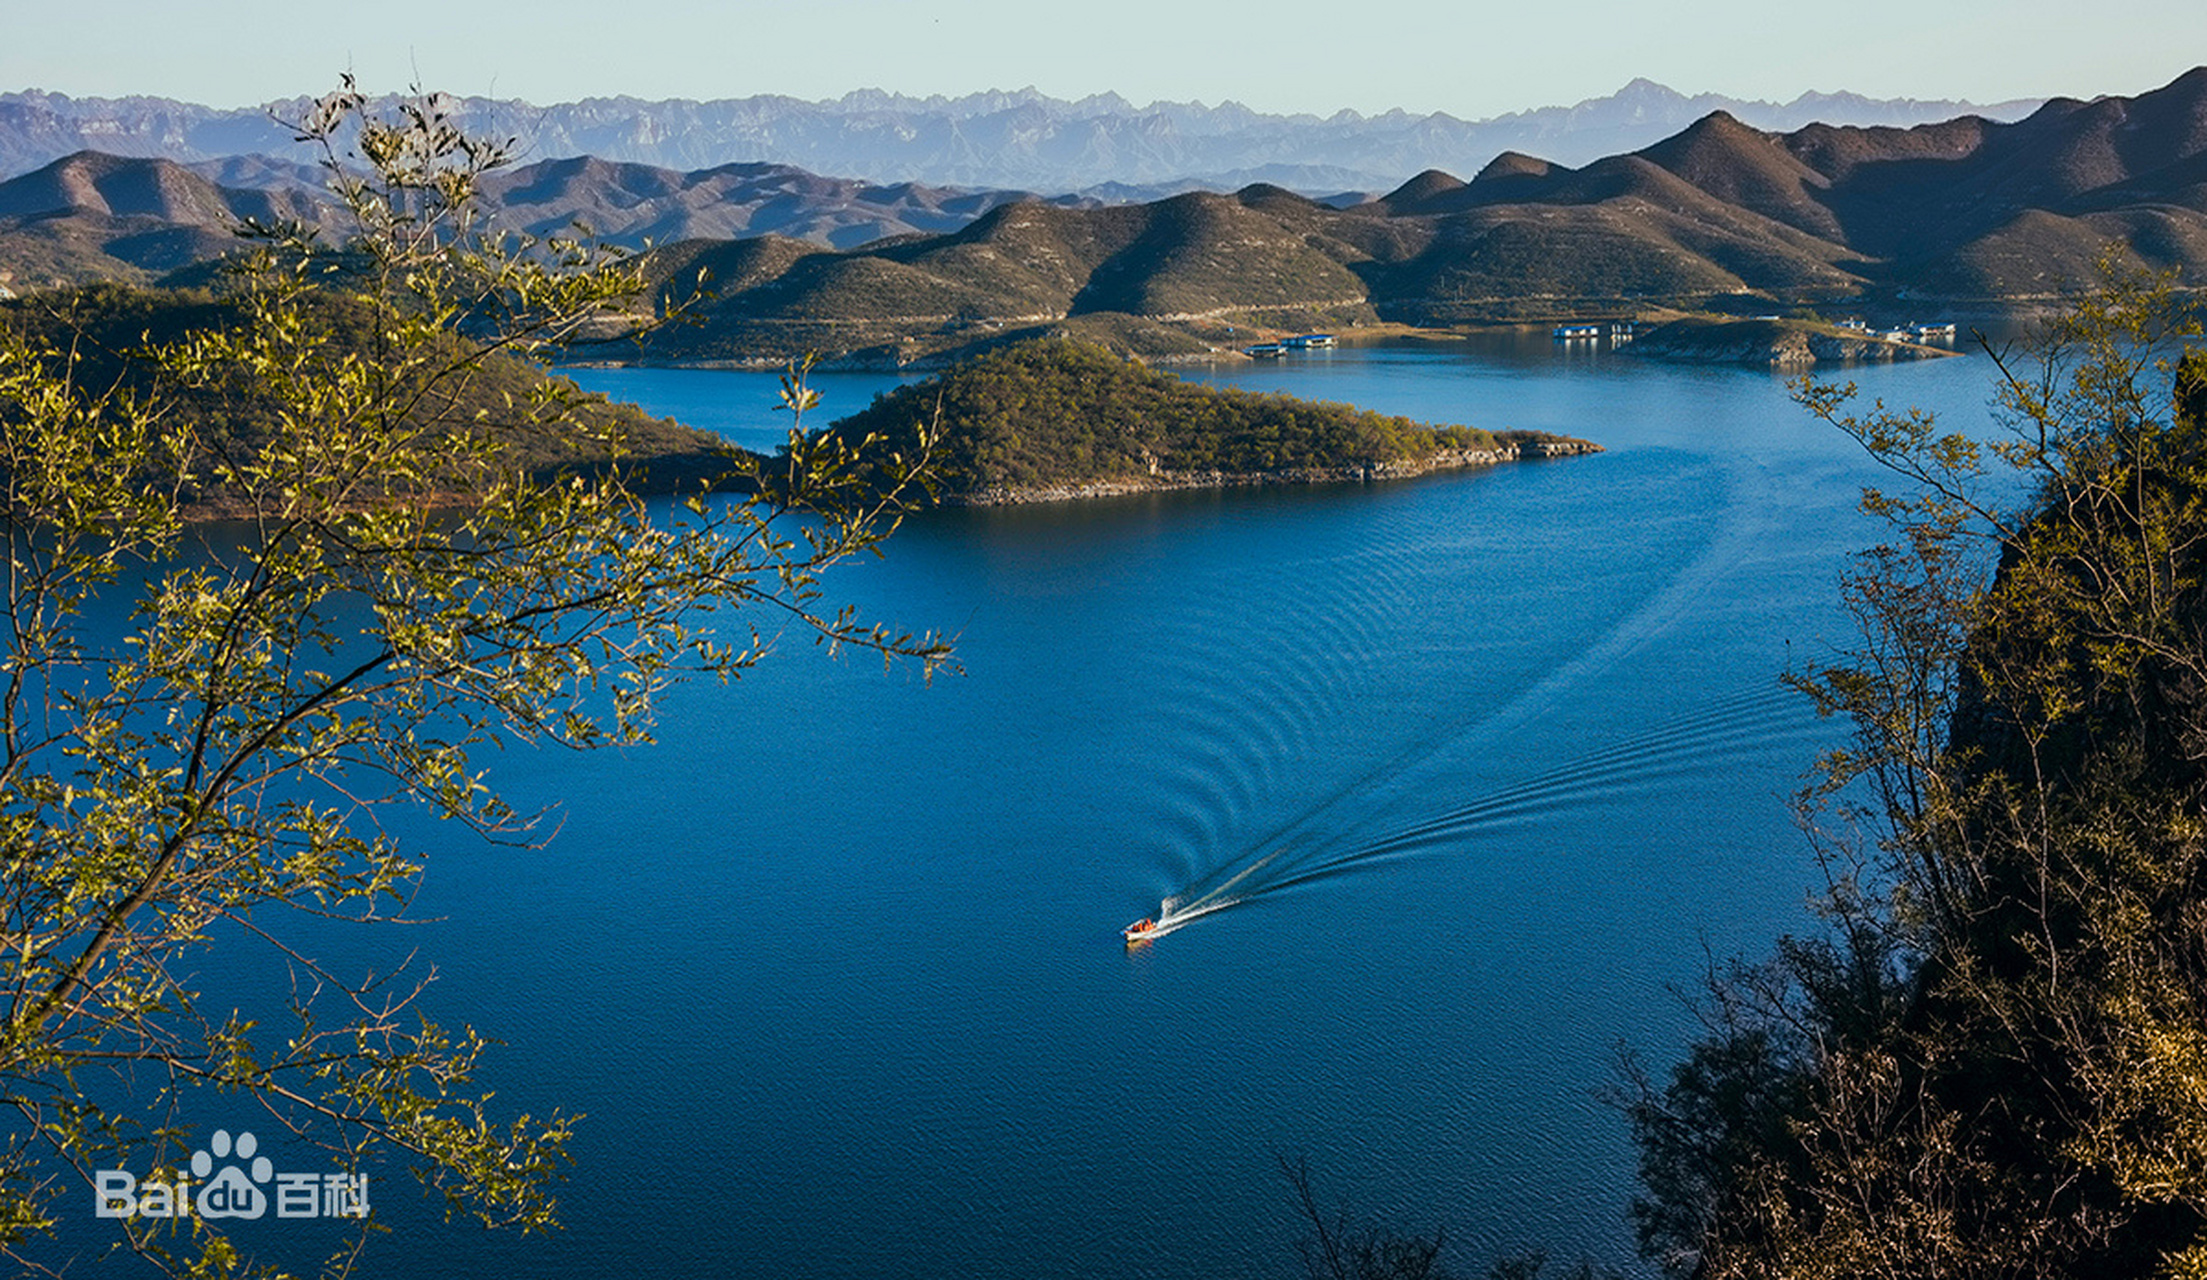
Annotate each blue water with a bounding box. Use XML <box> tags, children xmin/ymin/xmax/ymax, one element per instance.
<box><xmin>47</xmin><ymin>338</ymin><xmax>2006</xmax><ymax>1277</ymax></box>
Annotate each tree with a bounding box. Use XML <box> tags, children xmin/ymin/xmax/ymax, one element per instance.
<box><xmin>1282</xmin><ymin>1153</ymin><xmax>1453</xmax><ymax>1280</ymax></box>
<box><xmin>1625</xmin><ymin>267</ymin><xmax>2207</xmax><ymax>1279</ymax></box>
<box><xmin>0</xmin><ymin>81</ymin><xmax>942</xmax><ymax>1276</ymax></box>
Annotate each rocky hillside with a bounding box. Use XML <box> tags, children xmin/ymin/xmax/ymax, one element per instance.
<box><xmin>614</xmin><ymin>66</ymin><xmax>2207</xmax><ymax>363</ymax></box>
<box><xmin>471</xmin><ymin>157</ymin><xmax>1076</xmax><ymax>250</ymax></box>
<box><xmin>0</xmin><ymin>151</ymin><xmax>344</xmax><ymax>289</ymax></box>
<box><xmin>636</xmin><ymin>190</ymin><xmax>1380</xmax><ymax>364</ymax></box>
<box><xmin>7</xmin><ymin>70</ymin><xmax>2203</xmax><ymax>357</ymax></box>
<box><xmin>0</xmin><ymin>150</ymin><xmax>1089</xmax><ymax>291</ymax></box>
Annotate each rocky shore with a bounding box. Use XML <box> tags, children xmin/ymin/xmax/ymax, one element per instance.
<box><xmin>942</xmin><ymin>439</ymin><xmax>1602</xmax><ymax>506</ymax></box>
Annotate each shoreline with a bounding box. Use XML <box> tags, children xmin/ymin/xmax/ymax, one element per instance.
<box><xmin>939</xmin><ymin>439</ymin><xmax>1603</xmax><ymax>507</ymax></box>
<box><xmin>1622</xmin><ymin>316</ymin><xmax>1962</xmax><ymax>367</ymax></box>
<box><xmin>562</xmin><ymin>312</ymin><xmax>1988</xmax><ymax>374</ymax></box>
<box><xmin>168</xmin><ymin>439</ymin><xmax>1606</xmax><ymax>522</ymax></box>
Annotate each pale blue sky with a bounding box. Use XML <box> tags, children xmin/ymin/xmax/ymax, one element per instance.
<box><xmin>2</xmin><ymin>0</ymin><xmax>2199</xmax><ymax>117</ymax></box>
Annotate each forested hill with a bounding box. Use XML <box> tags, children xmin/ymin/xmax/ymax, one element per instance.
<box><xmin>823</xmin><ymin>338</ymin><xmax>1596</xmax><ymax>503</ymax></box>
<box><xmin>1624</xmin><ymin>291</ymin><xmax>2207</xmax><ymax>1278</ymax></box>
<box><xmin>0</xmin><ymin>285</ymin><xmax>732</xmax><ymax>513</ymax></box>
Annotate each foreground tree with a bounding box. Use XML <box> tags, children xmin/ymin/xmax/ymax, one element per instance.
<box><xmin>1282</xmin><ymin>1154</ymin><xmax>1453</xmax><ymax>1280</ymax></box>
<box><xmin>1625</xmin><ymin>269</ymin><xmax>2207</xmax><ymax>1278</ymax></box>
<box><xmin>0</xmin><ymin>82</ymin><xmax>940</xmax><ymax>1275</ymax></box>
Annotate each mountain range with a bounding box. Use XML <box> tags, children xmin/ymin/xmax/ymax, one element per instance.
<box><xmin>0</xmin><ymin>80</ymin><xmax>2042</xmax><ymax>194</ymax></box>
<box><xmin>0</xmin><ymin>149</ymin><xmax>347</xmax><ymax>287</ymax></box>
<box><xmin>0</xmin><ymin>150</ymin><xmax>1104</xmax><ymax>289</ymax></box>
<box><xmin>610</xmin><ymin>67</ymin><xmax>2207</xmax><ymax>364</ymax></box>
<box><xmin>5</xmin><ymin>69</ymin><xmax>2203</xmax><ymax>367</ymax></box>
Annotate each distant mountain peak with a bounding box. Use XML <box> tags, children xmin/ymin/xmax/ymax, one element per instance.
<box><xmin>0</xmin><ymin>76</ymin><xmax>2064</xmax><ymax>192</ymax></box>
<box><xmin>1380</xmin><ymin>168</ymin><xmax>1468</xmax><ymax>208</ymax></box>
<box><xmin>11</xmin><ymin>70</ymin><xmax>2207</xmax><ymax>331</ymax></box>
<box><xmin>1472</xmin><ymin>151</ymin><xmax>1556</xmax><ymax>182</ymax></box>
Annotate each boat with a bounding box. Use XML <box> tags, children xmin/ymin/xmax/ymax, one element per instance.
<box><xmin>1285</xmin><ymin>333</ymin><xmax>1336</xmax><ymax>349</ymax></box>
<box><xmin>1123</xmin><ymin>917</ymin><xmax>1160</xmax><ymax>944</ymax></box>
<box><xmin>1244</xmin><ymin>343</ymin><xmax>1286</xmax><ymax>358</ymax></box>
<box><xmin>1552</xmin><ymin>323</ymin><xmax>1602</xmax><ymax>340</ymax></box>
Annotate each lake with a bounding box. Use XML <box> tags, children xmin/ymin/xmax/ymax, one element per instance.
<box><xmin>76</xmin><ymin>335</ymin><xmax>2008</xmax><ymax>1277</ymax></box>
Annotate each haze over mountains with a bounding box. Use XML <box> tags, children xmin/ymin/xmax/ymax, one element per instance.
<box><xmin>0</xmin><ymin>79</ymin><xmax>2042</xmax><ymax>194</ymax></box>
<box><xmin>0</xmin><ymin>150</ymin><xmax>1110</xmax><ymax>287</ymax></box>
<box><xmin>4</xmin><ymin>68</ymin><xmax>2203</xmax><ymax>369</ymax></box>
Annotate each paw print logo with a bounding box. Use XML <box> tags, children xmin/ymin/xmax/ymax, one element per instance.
<box><xmin>192</xmin><ymin>1129</ymin><xmax>272</xmax><ymax>1219</ymax></box>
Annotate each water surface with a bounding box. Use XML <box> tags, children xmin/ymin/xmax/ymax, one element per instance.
<box><xmin>89</xmin><ymin>338</ymin><xmax>2011</xmax><ymax>1277</ymax></box>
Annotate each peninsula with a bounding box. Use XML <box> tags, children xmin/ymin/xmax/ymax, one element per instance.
<box><xmin>1622</xmin><ymin>314</ymin><xmax>1960</xmax><ymax>366</ymax></box>
<box><xmin>0</xmin><ymin>284</ymin><xmax>735</xmax><ymax>518</ymax></box>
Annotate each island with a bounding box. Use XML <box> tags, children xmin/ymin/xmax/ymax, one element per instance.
<box><xmin>4</xmin><ymin>289</ymin><xmax>1596</xmax><ymax>516</ymax></box>
<box><xmin>822</xmin><ymin>337</ymin><xmax>1599</xmax><ymax>506</ymax></box>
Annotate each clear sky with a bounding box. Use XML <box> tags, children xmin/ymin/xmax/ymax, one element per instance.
<box><xmin>3</xmin><ymin>0</ymin><xmax>2201</xmax><ymax>118</ymax></box>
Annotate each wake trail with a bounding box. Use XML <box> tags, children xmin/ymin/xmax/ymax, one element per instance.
<box><xmin>1186</xmin><ymin>455</ymin><xmax>1780</xmax><ymax>907</ymax></box>
<box><xmin>1351</xmin><ymin>684</ymin><xmax>1797</xmax><ymax>851</ymax></box>
<box><xmin>1153</xmin><ymin>679</ymin><xmax>1810</xmax><ymax>932</ymax></box>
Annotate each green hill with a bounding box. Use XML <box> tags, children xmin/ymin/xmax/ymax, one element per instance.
<box><xmin>822</xmin><ymin>337</ymin><xmax>1594</xmax><ymax>501</ymax></box>
<box><xmin>639</xmin><ymin>193</ymin><xmax>1379</xmax><ymax>365</ymax></box>
<box><xmin>1</xmin><ymin>284</ymin><xmax>733</xmax><ymax>514</ymax></box>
